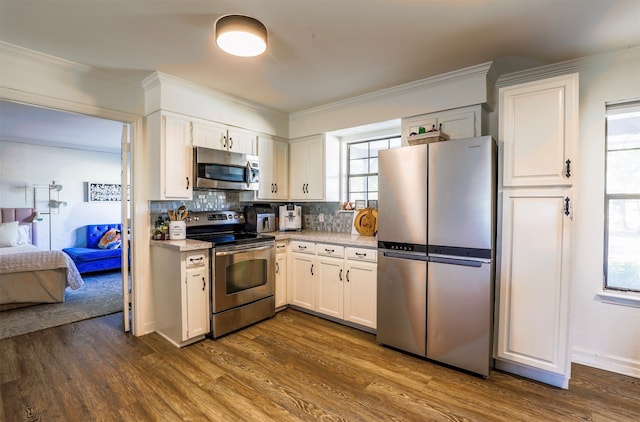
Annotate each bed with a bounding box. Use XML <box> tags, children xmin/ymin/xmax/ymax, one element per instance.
<box><xmin>0</xmin><ymin>207</ymin><xmax>83</xmax><ymax>311</ymax></box>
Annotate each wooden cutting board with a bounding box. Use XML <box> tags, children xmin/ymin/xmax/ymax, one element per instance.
<box><xmin>354</xmin><ymin>208</ymin><xmax>378</xmax><ymax>236</ymax></box>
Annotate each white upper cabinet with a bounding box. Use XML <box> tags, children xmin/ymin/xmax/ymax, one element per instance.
<box><xmin>257</xmin><ymin>135</ymin><xmax>288</xmax><ymax>200</ymax></box>
<box><xmin>500</xmin><ymin>74</ymin><xmax>578</xmax><ymax>187</ymax></box>
<box><xmin>147</xmin><ymin>111</ymin><xmax>193</xmax><ymax>200</ymax></box>
<box><xmin>402</xmin><ymin>105</ymin><xmax>483</xmax><ymax>145</ymax></box>
<box><xmin>289</xmin><ymin>134</ymin><xmax>340</xmax><ymax>201</ymax></box>
<box><xmin>227</xmin><ymin>127</ymin><xmax>258</xmax><ymax>155</ymax></box>
<box><xmin>192</xmin><ymin>120</ymin><xmax>227</xmax><ymax>150</ymax></box>
<box><xmin>192</xmin><ymin>119</ymin><xmax>257</xmax><ymax>155</ymax></box>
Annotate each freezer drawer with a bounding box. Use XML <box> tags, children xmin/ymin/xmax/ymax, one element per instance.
<box><xmin>426</xmin><ymin>258</ymin><xmax>493</xmax><ymax>376</ymax></box>
<box><xmin>377</xmin><ymin>251</ymin><xmax>427</xmax><ymax>357</ymax></box>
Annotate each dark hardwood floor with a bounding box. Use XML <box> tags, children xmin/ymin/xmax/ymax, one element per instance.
<box><xmin>1</xmin><ymin>309</ymin><xmax>638</xmax><ymax>421</ymax></box>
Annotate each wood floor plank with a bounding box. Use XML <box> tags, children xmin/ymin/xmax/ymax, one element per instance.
<box><xmin>2</xmin><ymin>308</ymin><xmax>640</xmax><ymax>422</ymax></box>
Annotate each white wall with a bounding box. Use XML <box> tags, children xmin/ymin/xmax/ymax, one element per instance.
<box><xmin>571</xmin><ymin>47</ymin><xmax>640</xmax><ymax>376</ymax></box>
<box><xmin>0</xmin><ymin>140</ymin><xmax>121</xmax><ymax>250</ymax></box>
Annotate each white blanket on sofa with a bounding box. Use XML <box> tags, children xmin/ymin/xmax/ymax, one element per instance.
<box><xmin>0</xmin><ymin>245</ymin><xmax>84</xmax><ymax>289</ymax></box>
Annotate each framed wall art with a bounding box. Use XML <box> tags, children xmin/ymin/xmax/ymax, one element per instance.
<box><xmin>87</xmin><ymin>182</ymin><xmax>129</xmax><ymax>202</ymax></box>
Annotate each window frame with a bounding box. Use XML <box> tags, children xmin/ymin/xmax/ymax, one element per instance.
<box><xmin>603</xmin><ymin>100</ymin><xmax>640</xmax><ymax>295</ymax></box>
<box><xmin>346</xmin><ymin>135</ymin><xmax>401</xmax><ymax>204</ymax></box>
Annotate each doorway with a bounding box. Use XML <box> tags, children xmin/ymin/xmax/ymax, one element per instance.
<box><xmin>0</xmin><ymin>99</ymin><xmax>136</xmax><ymax>333</ymax></box>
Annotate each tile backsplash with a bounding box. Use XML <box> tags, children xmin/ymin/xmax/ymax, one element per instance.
<box><xmin>150</xmin><ymin>192</ymin><xmax>356</xmax><ymax>233</ymax></box>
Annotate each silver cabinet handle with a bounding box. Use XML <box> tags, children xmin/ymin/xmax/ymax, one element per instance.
<box><xmin>325</xmin><ymin>248</ymin><xmax>335</xmax><ymax>254</ymax></box>
<box><xmin>275</xmin><ymin>262</ymin><xmax>279</xmax><ymax>274</ymax></box>
<box><xmin>229</xmin><ymin>137</ymin><xmax>233</xmax><ymax>149</ymax></box>
<box><xmin>223</xmin><ymin>135</ymin><xmax>227</xmax><ymax>149</ymax></box>
<box><xmin>339</xmin><ymin>268</ymin><xmax>343</xmax><ymax>281</ymax></box>
<box><xmin>346</xmin><ymin>270</ymin><xmax>350</xmax><ymax>282</ymax></box>
<box><xmin>311</xmin><ymin>264</ymin><xmax>314</xmax><ymax>276</ymax></box>
<box><xmin>202</xmin><ymin>277</ymin><xmax>206</xmax><ymax>291</ymax></box>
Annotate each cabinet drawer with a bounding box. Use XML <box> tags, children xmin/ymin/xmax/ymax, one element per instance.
<box><xmin>185</xmin><ymin>253</ymin><xmax>207</xmax><ymax>267</ymax></box>
<box><xmin>346</xmin><ymin>247</ymin><xmax>377</xmax><ymax>262</ymax></box>
<box><xmin>317</xmin><ymin>243</ymin><xmax>344</xmax><ymax>258</ymax></box>
<box><xmin>290</xmin><ymin>241</ymin><xmax>315</xmax><ymax>254</ymax></box>
<box><xmin>275</xmin><ymin>241</ymin><xmax>288</xmax><ymax>254</ymax></box>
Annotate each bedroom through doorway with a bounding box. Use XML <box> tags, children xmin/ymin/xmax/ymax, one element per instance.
<box><xmin>0</xmin><ymin>100</ymin><xmax>133</xmax><ymax>334</ymax></box>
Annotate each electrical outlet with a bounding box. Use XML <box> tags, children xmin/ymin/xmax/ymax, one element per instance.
<box><xmin>318</xmin><ymin>213</ymin><xmax>324</xmax><ymax>222</ymax></box>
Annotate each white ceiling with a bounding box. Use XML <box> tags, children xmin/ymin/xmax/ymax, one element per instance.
<box><xmin>0</xmin><ymin>0</ymin><xmax>639</xmax><ymax>150</ymax></box>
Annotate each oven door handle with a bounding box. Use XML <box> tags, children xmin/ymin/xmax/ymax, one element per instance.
<box><xmin>215</xmin><ymin>243</ymin><xmax>275</xmax><ymax>256</ymax></box>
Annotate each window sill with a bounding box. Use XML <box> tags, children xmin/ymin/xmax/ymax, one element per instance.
<box><xmin>597</xmin><ymin>290</ymin><xmax>640</xmax><ymax>308</ymax></box>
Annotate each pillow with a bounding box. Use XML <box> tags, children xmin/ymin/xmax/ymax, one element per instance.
<box><xmin>16</xmin><ymin>225</ymin><xmax>32</xmax><ymax>245</ymax></box>
<box><xmin>98</xmin><ymin>228</ymin><xmax>122</xmax><ymax>250</ymax></box>
<box><xmin>0</xmin><ymin>221</ymin><xmax>19</xmax><ymax>247</ymax></box>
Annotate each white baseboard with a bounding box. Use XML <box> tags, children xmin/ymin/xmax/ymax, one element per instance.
<box><xmin>572</xmin><ymin>347</ymin><xmax>640</xmax><ymax>378</ymax></box>
<box><xmin>495</xmin><ymin>359</ymin><xmax>570</xmax><ymax>389</ymax></box>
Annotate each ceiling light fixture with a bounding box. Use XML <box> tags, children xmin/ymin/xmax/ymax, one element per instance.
<box><xmin>215</xmin><ymin>14</ymin><xmax>267</xmax><ymax>57</ymax></box>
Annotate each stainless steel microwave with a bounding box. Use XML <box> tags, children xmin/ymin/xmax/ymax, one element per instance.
<box><xmin>193</xmin><ymin>147</ymin><xmax>259</xmax><ymax>191</ymax></box>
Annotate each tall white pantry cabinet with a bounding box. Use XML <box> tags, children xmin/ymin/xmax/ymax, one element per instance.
<box><xmin>496</xmin><ymin>73</ymin><xmax>578</xmax><ymax>388</ymax></box>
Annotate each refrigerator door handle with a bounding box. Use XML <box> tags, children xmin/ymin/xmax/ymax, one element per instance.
<box><xmin>382</xmin><ymin>251</ymin><xmax>429</xmax><ymax>261</ymax></box>
<box><xmin>429</xmin><ymin>256</ymin><xmax>483</xmax><ymax>268</ymax></box>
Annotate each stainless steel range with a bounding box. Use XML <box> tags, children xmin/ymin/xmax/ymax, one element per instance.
<box><xmin>185</xmin><ymin>210</ymin><xmax>275</xmax><ymax>338</ymax></box>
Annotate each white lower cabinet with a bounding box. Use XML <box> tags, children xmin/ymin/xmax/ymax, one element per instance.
<box><xmin>496</xmin><ymin>188</ymin><xmax>573</xmax><ymax>387</ymax></box>
<box><xmin>289</xmin><ymin>241</ymin><xmax>316</xmax><ymax>310</ymax></box>
<box><xmin>275</xmin><ymin>241</ymin><xmax>288</xmax><ymax>309</ymax></box>
<box><xmin>344</xmin><ymin>259</ymin><xmax>377</xmax><ymax>329</ymax></box>
<box><xmin>152</xmin><ymin>246</ymin><xmax>210</xmax><ymax>347</ymax></box>
<box><xmin>287</xmin><ymin>241</ymin><xmax>377</xmax><ymax>331</ymax></box>
<box><xmin>315</xmin><ymin>244</ymin><xmax>346</xmax><ymax>319</ymax></box>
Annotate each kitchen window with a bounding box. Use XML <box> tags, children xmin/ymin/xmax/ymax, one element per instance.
<box><xmin>347</xmin><ymin>136</ymin><xmax>401</xmax><ymax>203</ymax></box>
<box><xmin>604</xmin><ymin>101</ymin><xmax>640</xmax><ymax>293</ymax></box>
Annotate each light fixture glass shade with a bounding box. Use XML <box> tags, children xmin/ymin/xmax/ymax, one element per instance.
<box><xmin>49</xmin><ymin>199</ymin><xmax>67</xmax><ymax>208</ymax></box>
<box><xmin>216</xmin><ymin>15</ymin><xmax>267</xmax><ymax>57</ymax></box>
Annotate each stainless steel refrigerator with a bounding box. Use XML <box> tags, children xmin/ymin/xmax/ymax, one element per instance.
<box><xmin>377</xmin><ymin>136</ymin><xmax>496</xmax><ymax>377</ymax></box>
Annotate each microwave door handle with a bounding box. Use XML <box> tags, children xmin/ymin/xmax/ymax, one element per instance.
<box><xmin>245</xmin><ymin>161</ymin><xmax>252</xmax><ymax>188</ymax></box>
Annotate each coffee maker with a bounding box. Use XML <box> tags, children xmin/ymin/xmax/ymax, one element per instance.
<box><xmin>279</xmin><ymin>204</ymin><xmax>302</xmax><ymax>231</ymax></box>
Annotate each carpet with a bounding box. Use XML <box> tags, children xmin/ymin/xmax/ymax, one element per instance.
<box><xmin>0</xmin><ymin>270</ymin><xmax>124</xmax><ymax>339</ymax></box>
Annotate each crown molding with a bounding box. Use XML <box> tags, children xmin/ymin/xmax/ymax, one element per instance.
<box><xmin>291</xmin><ymin>62</ymin><xmax>494</xmax><ymax>119</ymax></box>
<box><xmin>0</xmin><ymin>41</ymin><xmax>93</xmax><ymax>73</ymax></box>
<box><xmin>142</xmin><ymin>71</ymin><xmax>287</xmax><ymax>119</ymax></box>
<box><xmin>496</xmin><ymin>45</ymin><xmax>640</xmax><ymax>87</ymax></box>
<box><xmin>1</xmin><ymin>41</ymin><xmax>144</xmax><ymax>89</ymax></box>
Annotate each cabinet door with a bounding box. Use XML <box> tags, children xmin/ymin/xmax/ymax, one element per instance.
<box><xmin>184</xmin><ymin>265</ymin><xmax>209</xmax><ymax>340</ymax></box>
<box><xmin>496</xmin><ymin>188</ymin><xmax>572</xmax><ymax>376</ymax></box>
<box><xmin>272</xmin><ymin>139</ymin><xmax>289</xmax><ymax>200</ymax></box>
<box><xmin>192</xmin><ymin>120</ymin><xmax>228</xmax><ymax>150</ymax></box>
<box><xmin>289</xmin><ymin>142</ymin><xmax>308</xmax><ymax>200</ymax></box>
<box><xmin>228</xmin><ymin>128</ymin><xmax>257</xmax><ymax>155</ymax></box>
<box><xmin>305</xmin><ymin>139</ymin><xmax>324</xmax><ymax>200</ymax></box>
<box><xmin>275</xmin><ymin>253</ymin><xmax>288</xmax><ymax>308</ymax></box>
<box><xmin>257</xmin><ymin>136</ymin><xmax>275</xmax><ymax>199</ymax></box>
<box><xmin>290</xmin><ymin>253</ymin><xmax>315</xmax><ymax>310</ymax></box>
<box><xmin>163</xmin><ymin>114</ymin><xmax>192</xmax><ymax>199</ymax></box>
<box><xmin>500</xmin><ymin>74</ymin><xmax>578</xmax><ymax>187</ymax></box>
<box><xmin>344</xmin><ymin>261</ymin><xmax>377</xmax><ymax>329</ymax></box>
<box><xmin>437</xmin><ymin>110</ymin><xmax>476</xmax><ymax>140</ymax></box>
<box><xmin>315</xmin><ymin>256</ymin><xmax>344</xmax><ymax>319</ymax></box>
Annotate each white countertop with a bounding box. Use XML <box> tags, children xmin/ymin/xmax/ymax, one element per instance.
<box><xmin>272</xmin><ymin>230</ymin><xmax>377</xmax><ymax>249</ymax></box>
<box><xmin>150</xmin><ymin>230</ymin><xmax>377</xmax><ymax>251</ymax></box>
<box><xmin>150</xmin><ymin>239</ymin><xmax>212</xmax><ymax>252</ymax></box>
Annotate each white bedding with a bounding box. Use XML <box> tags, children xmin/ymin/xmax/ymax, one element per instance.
<box><xmin>0</xmin><ymin>244</ymin><xmax>84</xmax><ymax>290</ymax></box>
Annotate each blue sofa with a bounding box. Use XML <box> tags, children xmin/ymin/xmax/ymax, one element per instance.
<box><xmin>63</xmin><ymin>224</ymin><xmax>124</xmax><ymax>274</ymax></box>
